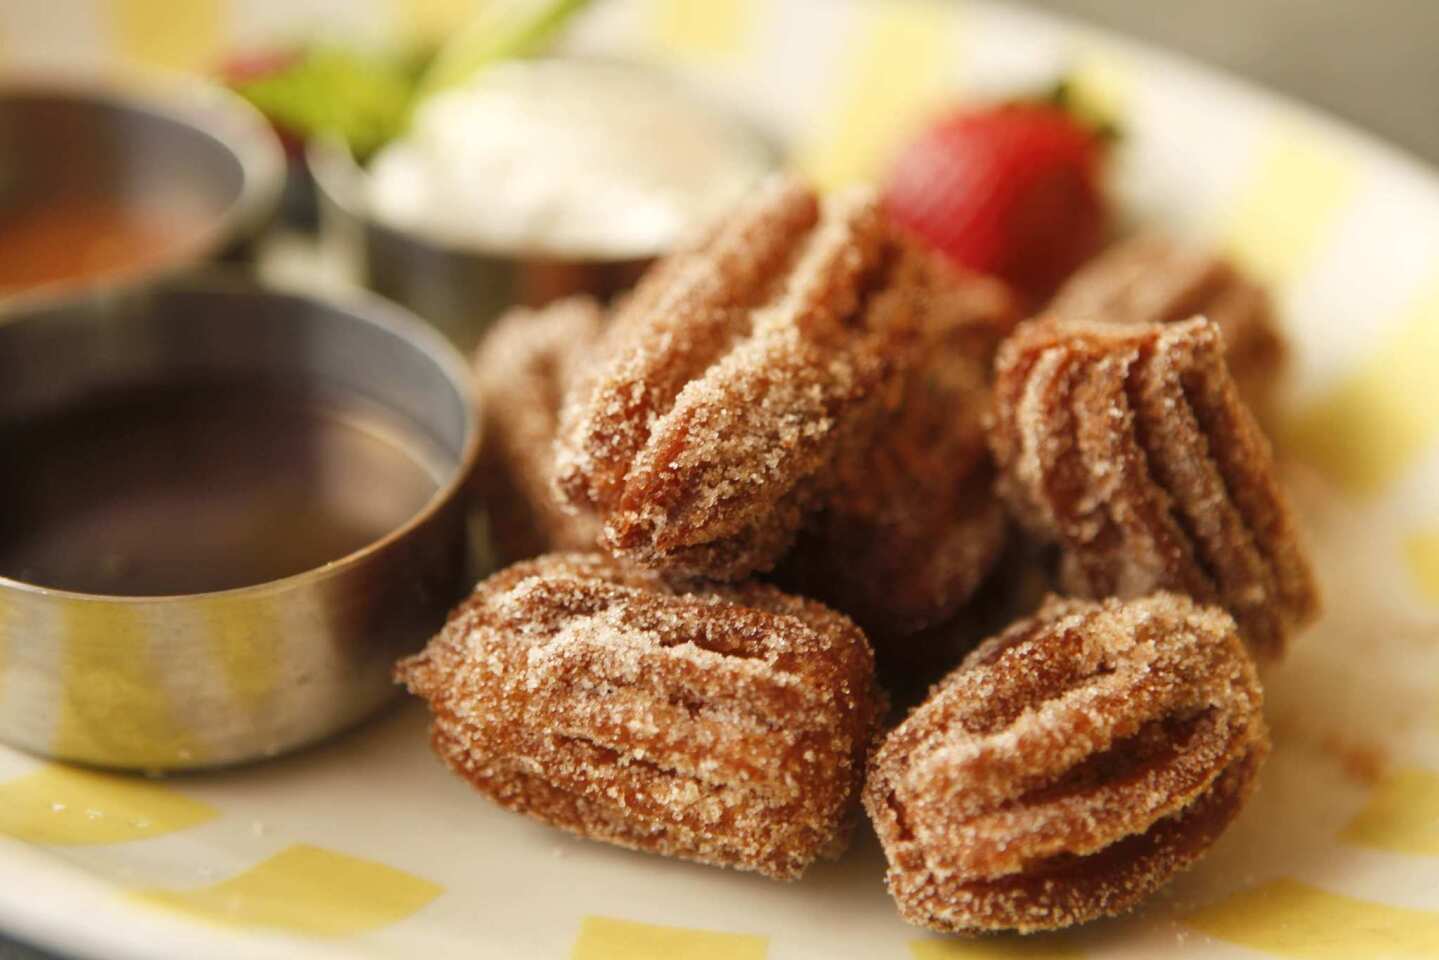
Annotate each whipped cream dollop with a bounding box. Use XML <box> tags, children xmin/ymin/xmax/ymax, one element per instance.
<box><xmin>367</xmin><ymin>60</ymin><xmax>772</xmax><ymax>257</ymax></box>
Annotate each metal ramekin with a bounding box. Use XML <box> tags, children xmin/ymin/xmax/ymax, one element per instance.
<box><xmin>307</xmin><ymin>59</ymin><xmax>779</xmax><ymax>350</ymax></box>
<box><xmin>0</xmin><ymin>279</ymin><xmax>479</xmax><ymax>770</ymax></box>
<box><xmin>0</xmin><ymin>72</ymin><xmax>285</xmax><ymax>310</ymax></box>
<box><xmin>309</xmin><ymin>135</ymin><xmax>650</xmax><ymax>352</ymax></box>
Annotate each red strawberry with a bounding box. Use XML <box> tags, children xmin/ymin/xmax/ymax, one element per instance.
<box><xmin>883</xmin><ymin>100</ymin><xmax>1110</xmax><ymax>304</ymax></box>
<box><xmin>218</xmin><ymin>47</ymin><xmax>303</xmax><ymax>86</ymax></box>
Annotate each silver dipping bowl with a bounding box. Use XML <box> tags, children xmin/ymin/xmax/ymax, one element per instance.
<box><xmin>309</xmin><ymin>136</ymin><xmax>649</xmax><ymax>352</ymax></box>
<box><xmin>307</xmin><ymin>58</ymin><xmax>779</xmax><ymax>351</ymax></box>
<box><xmin>0</xmin><ymin>279</ymin><xmax>479</xmax><ymax>770</ymax></box>
<box><xmin>0</xmin><ymin>74</ymin><xmax>284</xmax><ymax>310</ymax></box>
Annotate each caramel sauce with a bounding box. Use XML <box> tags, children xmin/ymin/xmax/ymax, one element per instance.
<box><xmin>0</xmin><ymin>198</ymin><xmax>208</xmax><ymax>294</ymax></box>
<box><xmin>0</xmin><ymin>378</ymin><xmax>447</xmax><ymax>596</ymax></box>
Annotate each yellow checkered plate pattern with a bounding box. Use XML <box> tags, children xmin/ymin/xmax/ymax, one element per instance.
<box><xmin>2</xmin><ymin>1</ymin><xmax>1438</xmax><ymax>957</ymax></box>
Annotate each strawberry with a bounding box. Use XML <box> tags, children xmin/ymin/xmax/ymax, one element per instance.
<box><xmin>883</xmin><ymin>98</ymin><xmax>1110</xmax><ymax>304</ymax></box>
<box><xmin>218</xmin><ymin>48</ymin><xmax>303</xmax><ymax>86</ymax></box>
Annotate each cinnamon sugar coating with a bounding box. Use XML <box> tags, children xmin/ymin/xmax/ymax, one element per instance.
<box><xmin>780</xmin><ymin>259</ymin><xmax>1018</xmax><ymax>637</ymax></box>
<box><xmin>473</xmin><ymin>298</ymin><xmax>605</xmax><ymax>561</ymax></box>
<box><xmin>1047</xmin><ymin>233</ymin><xmax>1284</xmax><ymax>420</ymax></box>
<box><xmin>863</xmin><ymin>593</ymin><xmax>1269</xmax><ymax>933</ymax></box>
<box><xmin>553</xmin><ymin>177</ymin><xmax>920</xmax><ymax>580</ymax></box>
<box><xmin>989</xmin><ymin>317</ymin><xmax>1319</xmax><ymax>660</ymax></box>
<box><xmin>396</xmin><ymin>553</ymin><xmax>882</xmax><ymax>880</ymax></box>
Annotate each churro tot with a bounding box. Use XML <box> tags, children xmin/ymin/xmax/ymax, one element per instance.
<box><xmin>554</xmin><ymin>177</ymin><xmax>921</xmax><ymax>580</ymax></box>
<box><xmin>990</xmin><ymin>317</ymin><xmax>1318</xmax><ymax>659</ymax></box>
<box><xmin>396</xmin><ymin>553</ymin><xmax>882</xmax><ymax>880</ymax></box>
<box><xmin>473</xmin><ymin>298</ymin><xmax>605</xmax><ymax>561</ymax></box>
<box><xmin>1048</xmin><ymin>233</ymin><xmax>1284</xmax><ymax>419</ymax></box>
<box><xmin>864</xmin><ymin>593</ymin><xmax>1268</xmax><ymax>933</ymax></box>
<box><xmin>780</xmin><ymin>260</ymin><xmax>1018</xmax><ymax>637</ymax></box>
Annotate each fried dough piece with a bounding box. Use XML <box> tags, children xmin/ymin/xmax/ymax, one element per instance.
<box><xmin>864</xmin><ymin>593</ymin><xmax>1268</xmax><ymax>933</ymax></box>
<box><xmin>473</xmin><ymin>298</ymin><xmax>605</xmax><ymax>560</ymax></box>
<box><xmin>780</xmin><ymin>260</ymin><xmax>1018</xmax><ymax>637</ymax></box>
<box><xmin>1047</xmin><ymin>233</ymin><xmax>1284</xmax><ymax>420</ymax></box>
<box><xmin>396</xmin><ymin>553</ymin><xmax>883</xmax><ymax>880</ymax></box>
<box><xmin>554</xmin><ymin>177</ymin><xmax>922</xmax><ymax>580</ymax></box>
<box><xmin>990</xmin><ymin>317</ymin><xmax>1318</xmax><ymax>659</ymax></box>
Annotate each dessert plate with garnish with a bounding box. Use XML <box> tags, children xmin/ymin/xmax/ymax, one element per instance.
<box><xmin>1</xmin><ymin>1</ymin><xmax>1437</xmax><ymax>958</ymax></box>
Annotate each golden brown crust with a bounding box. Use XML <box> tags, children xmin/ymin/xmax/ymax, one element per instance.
<box><xmin>473</xmin><ymin>298</ymin><xmax>606</xmax><ymax>561</ymax></box>
<box><xmin>779</xmin><ymin>259</ymin><xmax>1018</xmax><ymax>637</ymax></box>
<box><xmin>553</xmin><ymin>177</ymin><xmax>918</xmax><ymax>580</ymax></box>
<box><xmin>989</xmin><ymin>317</ymin><xmax>1319</xmax><ymax>660</ymax></box>
<box><xmin>1047</xmin><ymin>233</ymin><xmax>1285</xmax><ymax>421</ymax></box>
<box><xmin>863</xmin><ymin>593</ymin><xmax>1269</xmax><ymax>933</ymax></box>
<box><xmin>396</xmin><ymin>553</ymin><xmax>883</xmax><ymax>880</ymax></box>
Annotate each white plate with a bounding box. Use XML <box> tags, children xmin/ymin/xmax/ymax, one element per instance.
<box><xmin>3</xmin><ymin>1</ymin><xmax>1439</xmax><ymax>958</ymax></box>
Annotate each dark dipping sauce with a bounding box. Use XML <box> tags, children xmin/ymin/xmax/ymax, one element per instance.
<box><xmin>0</xmin><ymin>196</ymin><xmax>209</xmax><ymax>295</ymax></box>
<box><xmin>0</xmin><ymin>377</ymin><xmax>447</xmax><ymax>596</ymax></box>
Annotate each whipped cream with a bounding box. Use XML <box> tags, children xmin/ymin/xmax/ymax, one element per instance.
<box><xmin>367</xmin><ymin>61</ymin><xmax>771</xmax><ymax>257</ymax></box>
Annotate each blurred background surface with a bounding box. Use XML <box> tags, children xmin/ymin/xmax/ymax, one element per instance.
<box><xmin>1028</xmin><ymin>0</ymin><xmax>1439</xmax><ymax>166</ymax></box>
<box><xmin>0</xmin><ymin>0</ymin><xmax>1436</xmax><ymax>163</ymax></box>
